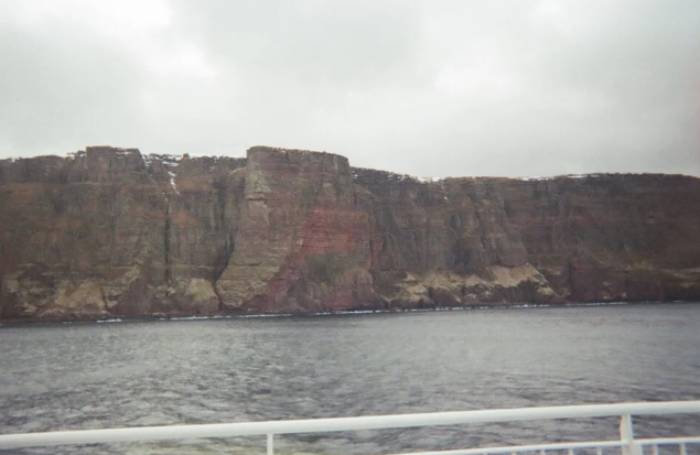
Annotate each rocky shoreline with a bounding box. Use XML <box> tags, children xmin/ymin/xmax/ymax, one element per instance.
<box><xmin>4</xmin><ymin>300</ymin><xmax>697</xmax><ymax>327</ymax></box>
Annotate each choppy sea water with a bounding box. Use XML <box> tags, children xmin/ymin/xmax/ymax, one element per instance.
<box><xmin>1</xmin><ymin>303</ymin><xmax>699</xmax><ymax>454</ymax></box>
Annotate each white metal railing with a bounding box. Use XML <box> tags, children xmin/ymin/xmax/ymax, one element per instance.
<box><xmin>0</xmin><ymin>401</ymin><xmax>698</xmax><ymax>454</ymax></box>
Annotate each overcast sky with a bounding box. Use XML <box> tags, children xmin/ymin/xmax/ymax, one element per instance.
<box><xmin>0</xmin><ymin>1</ymin><xmax>698</xmax><ymax>177</ymax></box>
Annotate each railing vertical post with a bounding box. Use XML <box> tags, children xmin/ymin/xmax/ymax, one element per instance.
<box><xmin>619</xmin><ymin>414</ymin><xmax>641</xmax><ymax>455</ymax></box>
<box><xmin>267</xmin><ymin>433</ymin><xmax>274</xmax><ymax>455</ymax></box>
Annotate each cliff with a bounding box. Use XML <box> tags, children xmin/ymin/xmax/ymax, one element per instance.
<box><xmin>1</xmin><ymin>146</ymin><xmax>699</xmax><ymax>320</ymax></box>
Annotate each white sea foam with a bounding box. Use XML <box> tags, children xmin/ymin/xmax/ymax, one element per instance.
<box><xmin>238</xmin><ymin>313</ymin><xmax>293</xmax><ymax>319</ymax></box>
<box><xmin>49</xmin><ymin>300</ymin><xmax>641</xmax><ymax>327</ymax></box>
<box><xmin>169</xmin><ymin>316</ymin><xmax>208</xmax><ymax>321</ymax></box>
<box><xmin>97</xmin><ymin>318</ymin><xmax>123</xmax><ymax>324</ymax></box>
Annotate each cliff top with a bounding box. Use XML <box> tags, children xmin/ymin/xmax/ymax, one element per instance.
<box><xmin>2</xmin><ymin>145</ymin><xmax>698</xmax><ymax>184</ymax></box>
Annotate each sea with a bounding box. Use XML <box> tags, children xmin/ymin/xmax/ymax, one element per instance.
<box><xmin>1</xmin><ymin>303</ymin><xmax>699</xmax><ymax>454</ymax></box>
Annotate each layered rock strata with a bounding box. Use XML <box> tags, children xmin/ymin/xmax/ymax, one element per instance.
<box><xmin>1</xmin><ymin>146</ymin><xmax>699</xmax><ymax>320</ymax></box>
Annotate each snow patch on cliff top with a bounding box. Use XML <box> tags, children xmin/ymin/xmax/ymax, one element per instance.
<box><xmin>143</xmin><ymin>153</ymin><xmax>183</xmax><ymax>168</ymax></box>
<box><xmin>519</xmin><ymin>173</ymin><xmax>605</xmax><ymax>181</ymax></box>
<box><xmin>418</xmin><ymin>176</ymin><xmax>439</xmax><ymax>183</ymax></box>
<box><xmin>168</xmin><ymin>170</ymin><xmax>179</xmax><ymax>194</ymax></box>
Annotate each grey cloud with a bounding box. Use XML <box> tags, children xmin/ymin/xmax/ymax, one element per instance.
<box><xmin>0</xmin><ymin>20</ymin><xmax>148</xmax><ymax>153</ymax></box>
<box><xmin>0</xmin><ymin>0</ymin><xmax>698</xmax><ymax>178</ymax></box>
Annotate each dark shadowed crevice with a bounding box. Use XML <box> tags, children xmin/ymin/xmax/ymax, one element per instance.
<box><xmin>164</xmin><ymin>201</ymin><xmax>171</xmax><ymax>283</ymax></box>
<box><xmin>212</xmin><ymin>234</ymin><xmax>234</xmax><ymax>312</ymax></box>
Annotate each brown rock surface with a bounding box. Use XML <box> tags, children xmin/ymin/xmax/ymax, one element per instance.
<box><xmin>215</xmin><ymin>147</ymin><xmax>375</xmax><ymax>313</ymax></box>
<box><xmin>1</xmin><ymin>146</ymin><xmax>699</xmax><ymax>320</ymax></box>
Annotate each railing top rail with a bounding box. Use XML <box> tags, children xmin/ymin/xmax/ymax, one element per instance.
<box><xmin>638</xmin><ymin>436</ymin><xmax>700</xmax><ymax>446</ymax></box>
<box><xmin>390</xmin><ymin>436</ymin><xmax>700</xmax><ymax>455</ymax></box>
<box><xmin>387</xmin><ymin>439</ymin><xmax>625</xmax><ymax>455</ymax></box>
<box><xmin>1</xmin><ymin>401</ymin><xmax>699</xmax><ymax>449</ymax></box>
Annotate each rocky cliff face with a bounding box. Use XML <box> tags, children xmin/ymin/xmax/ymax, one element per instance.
<box><xmin>1</xmin><ymin>146</ymin><xmax>699</xmax><ymax>320</ymax></box>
